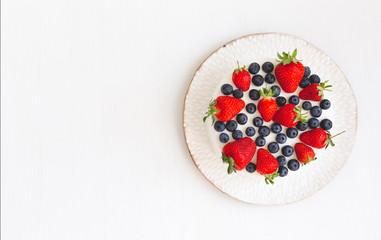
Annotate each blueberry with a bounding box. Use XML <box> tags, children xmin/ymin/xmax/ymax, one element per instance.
<box><xmin>255</xmin><ymin>136</ymin><xmax>266</xmax><ymax>147</ymax></box>
<box><xmin>233</xmin><ymin>89</ymin><xmax>243</xmax><ymax>99</ymax></box>
<box><xmin>304</xmin><ymin>66</ymin><xmax>311</xmax><ymax>77</ymax></box>
<box><xmin>253</xmin><ymin>117</ymin><xmax>263</xmax><ymax>127</ymax></box>
<box><xmin>248</xmin><ymin>62</ymin><xmax>260</xmax><ymax>74</ymax></box>
<box><xmin>276</xmin><ymin>96</ymin><xmax>287</xmax><ymax>107</ymax></box>
<box><xmin>276</xmin><ymin>133</ymin><xmax>287</xmax><ymax>144</ymax></box>
<box><xmin>219</xmin><ymin>133</ymin><xmax>229</xmax><ymax>143</ymax></box>
<box><xmin>252</xmin><ymin>75</ymin><xmax>264</xmax><ymax>86</ymax></box>
<box><xmin>287</xmin><ymin>159</ymin><xmax>300</xmax><ymax>171</ymax></box>
<box><xmin>226</xmin><ymin>120</ymin><xmax>237</xmax><ymax>132</ymax></box>
<box><xmin>249</xmin><ymin>89</ymin><xmax>260</xmax><ymax>100</ymax></box>
<box><xmin>221</xmin><ymin>84</ymin><xmax>233</xmax><ymax>95</ymax></box>
<box><xmin>214</xmin><ymin>121</ymin><xmax>225</xmax><ymax>132</ymax></box>
<box><xmin>245</xmin><ymin>162</ymin><xmax>256</xmax><ymax>173</ymax></box>
<box><xmin>320</xmin><ymin>99</ymin><xmax>331</xmax><ymax>110</ymax></box>
<box><xmin>296</xmin><ymin>121</ymin><xmax>308</xmax><ymax>131</ymax></box>
<box><xmin>309</xmin><ymin>74</ymin><xmax>321</xmax><ymax>84</ymax></box>
<box><xmin>265</xmin><ymin>74</ymin><xmax>275</xmax><ymax>84</ymax></box>
<box><xmin>310</xmin><ymin>106</ymin><xmax>322</xmax><ymax>117</ymax></box>
<box><xmin>299</xmin><ymin>77</ymin><xmax>310</xmax><ymax>88</ymax></box>
<box><xmin>320</xmin><ymin>119</ymin><xmax>333</xmax><ymax>130</ymax></box>
<box><xmin>258</xmin><ymin>126</ymin><xmax>270</xmax><ymax>137</ymax></box>
<box><xmin>302</xmin><ymin>101</ymin><xmax>312</xmax><ymax>110</ymax></box>
<box><xmin>282</xmin><ymin>145</ymin><xmax>294</xmax><ymax>157</ymax></box>
<box><xmin>289</xmin><ymin>95</ymin><xmax>300</xmax><ymax>105</ymax></box>
<box><xmin>232</xmin><ymin>130</ymin><xmax>243</xmax><ymax>140</ymax></box>
<box><xmin>271</xmin><ymin>123</ymin><xmax>282</xmax><ymax>134</ymax></box>
<box><xmin>236</xmin><ymin>113</ymin><xmax>248</xmax><ymax>125</ymax></box>
<box><xmin>270</xmin><ymin>86</ymin><xmax>281</xmax><ymax>97</ymax></box>
<box><xmin>308</xmin><ymin>118</ymin><xmax>320</xmax><ymax>129</ymax></box>
<box><xmin>286</xmin><ymin>128</ymin><xmax>298</xmax><ymax>138</ymax></box>
<box><xmin>262</xmin><ymin>62</ymin><xmax>274</xmax><ymax>73</ymax></box>
<box><xmin>246</xmin><ymin>103</ymin><xmax>256</xmax><ymax>114</ymax></box>
<box><xmin>277</xmin><ymin>156</ymin><xmax>287</xmax><ymax>166</ymax></box>
<box><xmin>278</xmin><ymin>166</ymin><xmax>288</xmax><ymax>177</ymax></box>
<box><xmin>245</xmin><ymin>126</ymin><xmax>256</xmax><ymax>136</ymax></box>
<box><xmin>268</xmin><ymin>142</ymin><xmax>280</xmax><ymax>153</ymax></box>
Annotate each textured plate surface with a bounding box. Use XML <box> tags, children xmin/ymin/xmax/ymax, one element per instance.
<box><xmin>183</xmin><ymin>33</ymin><xmax>357</xmax><ymax>205</ymax></box>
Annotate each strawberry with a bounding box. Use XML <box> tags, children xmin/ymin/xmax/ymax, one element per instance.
<box><xmin>256</xmin><ymin>149</ymin><xmax>279</xmax><ymax>184</ymax></box>
<box><xmin>273</xmin><ymin>104</ymin><xmax>307</xmax><ymax>128</ymax></box>
<box><xmin>203</xmin><ymin>96</ymin><xmax>245</xmax><ymax>124</ymax></box>
<box><xmin>299</xmin><ymin>80</ymin><xmax>332</xmax><ymax>101</ymax></box>
<box><xmin>299</xmin><ymin>128</ymin><xmax>345</xmax><ymax>149</ymax></box>
<box><xmin>232</xmin><ymin>62</ymin><xmax>251</xmax><ymax>92</ymax></box>
<box><xmin>221</xmin><ymin>137</ymin><xmax>257</xmax><ymax>174</ymax></box>
<box><xmin>274</xmin><ymin>49</ymin><xmax>305</xmax><ymax>93</ymax></box>
<box><xmin>257</xmin><ymin>86</ymin><xmax>278</xmax><ymax>122</ymax></box>
<box><xmin>295</xmin><ymin>143</ymin><xmax>316</xmax><ymax>164</ymax></box>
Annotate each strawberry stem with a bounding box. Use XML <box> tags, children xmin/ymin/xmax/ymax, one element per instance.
<box><xmin>276</xmin><ymin>49</ymin><xmax>301</xmax><ymax>66</ymax></box>
<box><xmin>293</xmin><ymin>106</ymin><xmax>308</xmax><ymax>123</ymax></box>
<box><xmin>324</xmin><ymin>130</ymin><xmax>345</xmax><ymax>149</ymax></box>
<box><xmin>222</xmin><ymin>153</ymin><xmax>237</xmax><ymax>174</ymax></box>
<box><xmin>301</xmin><ymin>156</ymin><xmax>317</xmax><ymax>165</ymax></box>
<box><xmin>316</xmin><ymin>80</ymin><xmax>332</xmax><ymax>100</ymax></box>
<box><xmin>259</xmin><ymin>85</ymin><xmax>275</xmax><ymax>98</ymax></box>
<box><xmin>234</xmin><ymin>61</ymin><xmax>246</xmax><ymax>74</ymax></box>
<box><xmin>203</xmin><ymin>99</ymin><xmax>220</xmax><ymax>125</ymax></box>
<box><xmin>264</xmin><ymin>171</ymin><xmax>279</xmax><ymax>184</ymax></box>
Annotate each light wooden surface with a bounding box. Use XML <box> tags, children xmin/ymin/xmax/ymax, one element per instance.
<box><xmin>2</xmin><ymin>0</ymin><xmax>381</xmax><ymax>239</ymax></box>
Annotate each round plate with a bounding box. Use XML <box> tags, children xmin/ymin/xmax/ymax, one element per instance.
<box><xmin>183</xmin><ymin>33</ymin><xmax>357</xmax><ymax>205</ymax></box>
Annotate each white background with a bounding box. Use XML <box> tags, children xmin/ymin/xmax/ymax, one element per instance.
<box><xmin>2</xmin><ymin>0</ymin><xmax>381</xmax><ymax>239</ymax></box>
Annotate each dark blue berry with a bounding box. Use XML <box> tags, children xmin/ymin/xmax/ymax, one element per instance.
<box><xmin>277</xmin><ymin>156</ymin><xmax>287</xmax><ymax>166</ymax></box>
<box><xmin>286</xmin><ymin>128</ymin><xmax>298</xmax><ymax>138</ymax></box>
<box><xmin>248</xmin><ymin>62</ymin><xmax>260</xmax><ymax>74</ymax></box>
<box><xmin>287</xmin><ymin>159</ymin><xmax>300</xmax><ymax>171</ymax></box>
<box><xmin>249</xmin><ymin>89</ymin><xmax>260</xmax><ymax>100</ymax></box>
<box><xmin>304</xmin><ymin>66</ymin><xmax>311</xmax><ymax>77</ymax></box>
<box><xmin>255</xmin><ymin>136</ymin><xmax>266</xmax><ymax>147</ymax></box>
<box><xmin>276</xmin><ymin>96</ymin><xmax>287</xmax><ymax>107</ymax></box>
<box><xmin>214</xmin><ymin>121</ymin><xmax>225</xmax><ymax>132</ymax></box>
<box><xmin>302</xmin><ymin>101</ymin><xmax>312</xmax><ymax>110</ymax></box>
<box><xmin>310</xmin><ymin>106</ymin><xmax>322</xmax><ymax>117</ymax></box>
<box><xmin>236</xmin><ymin>113</ymin><xmax>248</xmax><ymax>125</ymax></box>
<box><xmin>270</xmin><ymin>86</ymin><xmax>281</xmax><ymax>97</ymax></box>
<box><xmin>258</xmin><ymin>126</ymin><xmax>270</xmax><ymax>137</ymax></box>
<box><xmin>232</xmin><ymin>130</ymin><xmax>243</xmax><ymax>140</ymax></box>
<box><xmin>308</xmin><ymin>118</ymin><xmax>319</xmax><ymax>129</ymax></box>
<box><xmin>320</xmin><ymin>119</ymin><xmax>333</xmax><ymax>130</ymax></box>
<box><xmin>246</xmin><ymin>103</ymin><xmax>256</xmax><ymax>114</ymax></box>
<box><xmin>271</xmin><ymin>123</ymin><xmax>282</xmax><ymax>133</ymax></box>
<box><xmin>245</xmin><ymin>127</ymin><xmax>256</xmax><ymax>137</ymax></box>
<box><xmin>252</xmin><ymin>75</ymin><xmax>264</xmax><ymax>86</ymax></box>
<box><xmin>276</xmin><ymin>133</ymin><xmax>287</xmax><ymax>144</ymax></box>
<box><xmin>221</xmin><ymin>84</ymin><xmax>233</xmax><ymax>95</ymax></box>
<box><xmin>226</xmin><ymin>120</ymin><xmax>237</xmax><ymax>132</ymax></box>
<box><xmin>245</xmin><ymin>162</ymin><xmax>256</xmax><ymax>173</ymax></box>
<box><xmin>253</xmin><ymin>117</ymin><xmax>263</xmax><ymax>127</ymax></box>
<box><xmin>309</xmin><ymin>74</ymin><xmax>320</xmax><ymax>84</ymax></box>
<box><xmin>265</xmin><ymin>74</ymin><xmax>275</xmax><ymax>84</ymax></box>
<box><xmin>233</xmin><ymin>89</ymin><xmax>243</xmax><ymax>99</ymax></box>
<box><xmin>278</xmin><ymin>166</ymin><xmax>288</xmax><ymax>177</ymax></box>
<box><xmin>320</xmin><ymin>99</ymin><xmax>331</xmax><ymax>110</ymax></box>
<box><xmin>289</xmin><ymin>95</ymin><xmax>300</xmax><ymax>105</ymax></box>
<box><xmin>296</xmin><ymin>121</ymin><xmax>308</xmax><ymax>131</ymax></box>
<box><xmin>262</xmin><ymin>62</ymin><xmax>274</xmax><ymax>73</ymax></box>
<box><xmin>219</xmin><ymin>133</ymin><xmax>229</xmax><ymax>143</ymax></box>
<box><xmin>299</xmin><ymin>77</ymin><xmax>310</xmax><ymax>88</ymax></box>
<box><xmin>282</xmin><ymin>145</ymin><xmax>294</xmax><ymax>157</ymax></box>
<box><xmin>268</xmin><ymin>142</ymin><xmax>280</xmax><ymax>153</ymax></box>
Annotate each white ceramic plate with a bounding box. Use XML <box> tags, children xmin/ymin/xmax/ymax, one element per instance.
<box><xmin>183</xmin><ymin>33</ymin><xmax>357</xmax><ymax>205</ymax></box>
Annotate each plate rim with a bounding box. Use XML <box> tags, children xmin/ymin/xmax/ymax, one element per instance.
<box><xmin>182</xmin><ymin>32</ymin><xmax>358</xmax><ymax>205</ymax></box>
